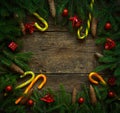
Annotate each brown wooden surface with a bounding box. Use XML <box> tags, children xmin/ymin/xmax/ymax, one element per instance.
<box><xmin>21</xmin><ymin>18</ymin><xmax>101</xmax><ymax>92</ymax></box>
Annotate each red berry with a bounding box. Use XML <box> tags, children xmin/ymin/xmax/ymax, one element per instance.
<box><xmin>108</xmin><ymin>77</ymin><xmax>116</xmax><ymax>86</ymax></box>
<box><xmin>5</xmin><ymin>85</ymin><xmax>12</xmax><ymax>92</ymax></box>
<box><xmin>62</xmin><ymin>9</ymin><xmax>68</xmax><ymax>17</ymax></box>
<box><xmin>108</xmin><ymin>91</ymin><xmax>115</xmax><ymax>98</ymax></box>
<box><xmin>105</xmin><ymin>22</ymin><xmax>111</xmax><ymax>30</ymax></box>
<box><xmin>27</xmin><ymin>99</ymin><xmax>34</xmax><ymax>106</ymax></box>
<box><xmin>78</xmin><ymin>97</ymin><xmax>84</xmax><ymax>104</ymax></box>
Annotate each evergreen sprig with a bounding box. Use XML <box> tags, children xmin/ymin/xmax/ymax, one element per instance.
<box><xmin>0</xmin><ymin>0</ymin><xmax>120</xmax><ymax>113</ymax></box>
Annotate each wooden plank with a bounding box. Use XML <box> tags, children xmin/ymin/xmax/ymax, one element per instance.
<box><xmin>18</xmin><ymin>74</ymin><xmax>88</xmax><ymax>92</ymax></box>
<box><xmin>21</xmin><ymin>31</ymin><xmax>99</xmax><ymax>74</ymax></box>
<box><xmin>19</xmin><ymin>18</ymin><xmax>102</xmax><ymax>91</ymax></box>
<box><xmin>44</xmin><ymin>74</ymin><xmax>88</xmax><ymax>92</ymax></box>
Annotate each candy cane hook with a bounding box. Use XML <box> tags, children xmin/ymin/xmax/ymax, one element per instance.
<box><xmin>15</xmin><ymin>71</ymin><xmax>35</xmax><ymax>89</ymax></box>
<box><xmin>33</xmin><ymin>12</ymin><xmax>48</xmax><ymax>31</ymax></box>
<box><xmin>15</xmin><ymin>74</ymin><xmax>47</xmax><ymax>104</ymax></box>
<box><xmin>77</xmin><ymin>0</ymin><xmax>94</xmax><ymax>39</ymax></box>
<box><xmin>88</xmin><ymin>72</ymin><xmax>106</xmax><ymax>85</ymax></box>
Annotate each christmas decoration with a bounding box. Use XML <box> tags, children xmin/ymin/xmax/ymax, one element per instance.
<box><xmin>27</xmin><ymin>99</ymin><xmax>34</xmax><ymax>106</ymax></box>
<box><xmin>16</xmin><ymin>71</ymin><xmax>35</xmax><ymax>89</ymax></box>
<box><xmin>15</xmin><ymin>74</ymin><xmax>47</xmax><ymax>104</ymax></box>
<box><xmin>105</xmin><ymin>38</ymin><xmax>116</xmax><ymax>50</ymax></box>
<box><xmin>88</xmin><ymin>72</ymin><xmax>106</xmax><ymax>85</ymax></box>
<box><xmin>40</xmin><ymin>94</ymin><xmax>54</xmax><ymax>103</ymax></box>
<box><xmin>10</xmin><ymin>63</ymin><xmax>24</xmax><ymax>75</ymax></box>
<box><xmin>20</xmin><ymin>89</ymin><xmax>33</xmax><ymax>105</ymax></box>
<box><xmin>24</xmin><ymin>22</ymin><xmax>35</xmax><ymax>34</ymax></box>
<box><xmin>91</xmin><ymin>17</ymin><xmax>98</xmax><ymax>37</ymax></box>
<box><xmin>94</xmin><ymin>52</ymin><xmax>103</xmax><ymax>58</ymax></box>
<box><xmin>1</xmin><ymin>57</ymin><xmax>24</xmax><ymax>74</ymax></box>
<box><xmin>77</xmin><ymin>0</ymin><xmax>94</xmax><ymax>39</ymax></box>
<box><xmin>20</xmin><ymin>22</ymin><xmax>26</xmax><ymax>35</ymax></box>
<box><xmin>89</xmin><ymin>85</ymin><xmax>97</xmax><ymax>104</ymax></box>
<box><xmin>14</xmin><ymin>14</ymin><xmax>26</xmax><ymax>35</ymax></box>
<box><xmin>108</xmin><ymin>77</ymin><xmax>116</xmax><ymax>86</ymax></box>
<box><xmin>5</xmin><ymin>85</ymin><xmax>13</xmax><ymax>92</ymax></box>
<box><xmin>108</xmin><ymin>91</ymin><xmax>116</xmax><ymax>98</ymax></box>
<box><xmin>48</xmin><ymin>0</ymin><xmax>56</xmax><ymax>17</ymax></box>
<box><xmin>72</xmin><ymin>87</ymin><xmax>77</xmax><ymax>104</ymax></box>
<box><xmin>105</xmin><ymin>22</ymin><xmax>112</xmax><ymax>30</ymax></box>
<box><xmin>69</xmin><ymin>16</ymin><xmax>82</xmax><ymax>28</ymax></box>
<box><xmin>33</xmin><ymin>13</ymin><xmax>48</xmax><ymax>31</ymax></box>
<box><xmin>0</xmin><ymin>0</ymin><xmax>120</xmax><ymax>113</ymax></box>
<box><xmin>62</xmin><ymin>8</ymin><xmax>68</xmax><ymax>17</ymax></box>
<box><xmin>78</xmin><ymin>97</ymin><xmax>84</xmax><ymax>104</ymax></box>
<box><xmin>8</xmin><ymin>42</ymin><xmax>18</xmax><ymax>51</ymax></box>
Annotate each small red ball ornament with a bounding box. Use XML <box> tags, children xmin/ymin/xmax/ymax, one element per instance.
<box><xmin>105</xmin><ymin>22</ymin><xmax>111</xmax><ymax>30</ymax></box>
<box><xmin>5</xmin><ymin>85</ymin><xmax>13</xmax><ymax>92</ymax></box>
<box><xmin>8</xmin><ymin>41</ymin><xmax>18</xmax><ymax>51</ymax></box>
<box><xmin>78</xmin><ymin>97</ymin><xmax>84</xmax><ymax>104</ymax></box>
<box><xmin>108</xmin><ymin>77</ymin><xmax>116</xmax><ymax>86</ymax></box>
<box><xmin>108</xmin><ymin>91</ymin><xmax>115</xmax><ymax>98</ymax></box>
<box><xmin>27</xmin><ymin>99</ymin><xmax>34</xmax><ymax>106</ymax></box>
<box><xmin>62</xmin><ymin>8</ymin><xmax>68</xmax><ymax>17</ymax></box>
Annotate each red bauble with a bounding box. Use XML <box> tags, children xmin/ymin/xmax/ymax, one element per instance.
<box><xmin>108</xmin><ymin>91</ymin><xmax>115</xmax><ymax>98</ymax></box>
<box><xmin>105</xmin><ymin>22</ymin><xmax>112</xmax><ymax>30</ymax></box>
<box><xmin>27</xmin><ymin>99</ymin><xmax>34</xmax><ymax>106</ymax></box>
<box><xmin>5</xmin><ymin>85</ymin><xmax>12</xmax><ymax>92</ymax></box>
<box><xmin>78</xmin><ymin>97</ymin><xmax>84</xmax><ymax>104</ymax></box>
<box><xmin>8</xmin><ymin>42</ymin><xmax>18</xmax><ymax>51</ymax></box>
<box><xmin>108</xmin><ymin>77</ymin><xmax>116</xmax><ymax>86</ymax></box>
<box><xmin>105</xmin><ymin>38</ymin><xmax>116</xmax><ymax>50</ymax></box>
<box><xmin>62</xmin><ymin>8</ymin><xmax>68</xmax><ymax>17</ymax></box>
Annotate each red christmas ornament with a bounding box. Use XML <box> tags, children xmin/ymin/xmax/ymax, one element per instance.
<box><xmin>62</xmin><ymin>8</ymin><xmax>68</xmax><ymax>17</ymax></box>
<box><xmin>105</xmin><ymin>38</ymin><xmax>116</xmax><ymax>50</ymax></box>
<box><xmin>105</xmin><ymin>22</ymin><xmax>111</xmax><ymax>30</ymax></box>
<box><xmin>108</xmin><ymin>91</ymin><xmax>115</xmax><ymax>98</ymax></box>
<box><xmin>108</xmin><ymin>77</ymin><xmax>116</xmax><ymax>86</ymax></box>
<box><xmin>24</xmin><ymin>22</ymin><xmax>35</xmax><ymax>34</ymax></box>
<box><xmin>27</xmin><ymin>99</ymin><xmax>34</xmax><ymax>106</ymax></box>
<box><xmin>5</xmin><ymin>85</ymin><xmax>13</xmax><ymax>92</ymax></box>
<box><xmin>69</xmin><ymin>16</ymin><xmax>82</xmax><ymax>28</ymax></box>
<box><xmin>40</xmin><ymin>94</ymin><xmax>54</xmax><ymax>103</ymax></box>
<box><xmin>78</xmin><ymin>97</ymin><xmax>84</xmax><ymax>104</ymax></box>
<box><xmin>8</xmin><ymin>41</ymin><xmax>18</xmax><ymax>51</ymax></box>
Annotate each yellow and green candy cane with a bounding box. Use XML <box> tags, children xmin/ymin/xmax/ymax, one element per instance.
<box><xmin>15</xmin><ymin>71</ymin><xmax>35</xmax><ymax>89</ymax></box>
<box><xmin>77</xmin><ymin>0</ymin><xmax>94</xmax><ymax>39</ymax></box>
<box><xmin>33</xmin><ymin>12</ymin><xmax>48</xmax><ymax>31</ymax></box>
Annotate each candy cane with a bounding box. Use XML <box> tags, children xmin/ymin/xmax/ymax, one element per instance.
<box><xmin>88</xmin><ymin>72</ymin><xmax>106</xmax><ymax>85</ymax></box>
<box><xmin>15</xmin><ymin>71</ymin><xmax>35</xmax><ymax>89</ymax></box>
<box><xmin>33</xmin><ymin>12</ymin><xmax>48</xmax><ymax>31</ymax></box>
<box><xmin>77</xmin><ymin>0</ymin><xmax>94</xmax><ymax>39</ymax></box>
<box><xmin>15</xmin><ymin>74</ymin><xmax>47</xmax><ymax>104</ymax></box>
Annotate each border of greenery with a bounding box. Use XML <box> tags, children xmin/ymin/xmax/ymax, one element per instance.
<box><xmin>0</xmin><ymin>0</ymin><xmax>120</xmax><ymax>113</ymax></box>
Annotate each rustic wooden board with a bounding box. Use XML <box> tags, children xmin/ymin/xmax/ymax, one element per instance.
<box><xmin>21</xmin><ymin>19</ymin><xmax>101</xmax><ymax>91</ymax></box>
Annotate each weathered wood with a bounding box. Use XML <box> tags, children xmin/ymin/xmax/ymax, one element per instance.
<box><xmin>21</xmin><ymin>18</ymin><xmax>101</xmax><ymax>90</ymax></box>
<box><xmin>22</xmin><ymin>31</ymin><xmax>99</xmax><ymax>74</ymax></box>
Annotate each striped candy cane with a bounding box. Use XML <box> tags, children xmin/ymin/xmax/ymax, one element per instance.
<box><xmin>77</xmin><ymin>0</ymin><xmax>94</xmax><ymax>39</ymax></box>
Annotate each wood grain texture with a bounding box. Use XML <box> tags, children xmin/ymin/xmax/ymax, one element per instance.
<box><xmin>21</xmin><ymin>18</ymin><xmax>101</xmax><ymax>90</ymax></box>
